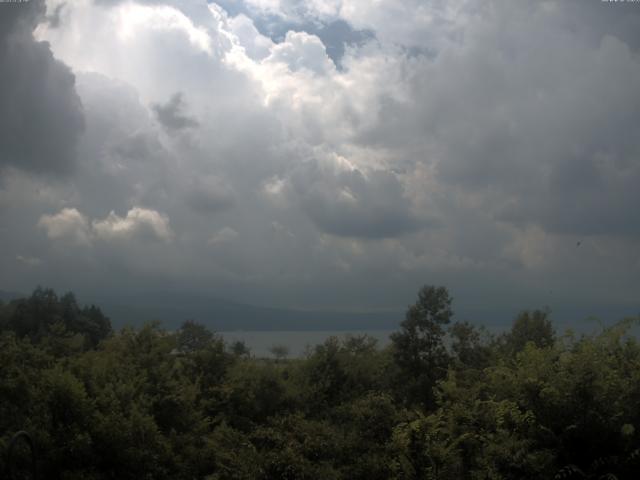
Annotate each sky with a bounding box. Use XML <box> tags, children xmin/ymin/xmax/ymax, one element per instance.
<box><xmin>1</xmin><ymin>0</ymin><xmax>639</xmax><ymax>326</ymax></box>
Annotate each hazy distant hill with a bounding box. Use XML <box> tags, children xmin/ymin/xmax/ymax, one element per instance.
<box><xmin>3</xmin><ymin>288</ymin><xmax>635</xmax><ymax>333</ymax></box>
<box><xmin>92</xmin><ymin>292</ymin><xmax>401</xmax><ymax>331</ymax></box>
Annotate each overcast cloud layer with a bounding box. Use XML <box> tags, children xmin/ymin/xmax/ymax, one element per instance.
<box><xmin>1</xmin><ymin>0</ymin><xmax>639</xmax><ymax>325</ymax></box>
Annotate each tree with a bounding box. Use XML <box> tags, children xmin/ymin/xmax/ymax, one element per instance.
<box><xmin>269</xmin><ymin>344</ymin><xmax>290</xmax><ymax>362</ymax></box>
<box><xmin>391</xmin><ymin>285</ymin><xmax>453</xmax><ymax>407</ymax></box>
<box><xmin>501</xmin><ymin>308</ymin><xmax>555</xmax><ymax>354</ymax></box>
<box><xmin>79</xmin><ymin>304</ymin><xmax>112</xmax><ymax>347</ymax></box>
<box><xmin>449</xmin><ymin>321</ymin><xmax>492</xmax><ymax>369</ymax></box>
<box><xmin>4</xmin><ymin>288</ymin><xmax>111</xmax><ymax>349</ymax></box>
<box><xmin>230</xmin><ymin>340</ymin><xmax>251</xmax><ymax>358</ymax></box>
<box><xmin>177</xmin><ymin>320</ymin><xmax>214</xmax><ymax>353</ymax></box>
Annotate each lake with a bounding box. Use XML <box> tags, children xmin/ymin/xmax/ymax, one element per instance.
<box><xmin>213</xmin><ymin>316</ymin><xmax>631</xmax><ymax>358</ymax></box>
<box><xmin>219</xmin><ymin>330</ymin><xmax>395</xmax><ymax>358</ymax></box>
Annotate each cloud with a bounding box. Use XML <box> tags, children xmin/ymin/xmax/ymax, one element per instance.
<box><xmin>46</xmin><ymin>2</ymin><xmax>67</xmax><ymax>29</ymax></box>
<box><xmin>38</xmin><ymin>208</ymin><xmax>92</xmax><ymax>246</ymax></box>
<box><xmin>346</xmin><ymin>3</ymin><xmax>640</xmax><ymax>239</ymax></box>
<box><xmin>208</xmin><ymin>226</ymin><xmax>239</xmax><ymax>245</ymax></box>
<box><xmin>16</xmin><ymin>255</ymin><xmax>43</xmax><ymax>267</ymax></box>
<box><xmin>39</xmin><ymin>207</ymin><xmax>173</xmax><ymax>245</ymax></box>
<box><xmin>0</xmin><ymin>0</ymin><xmax>636</xmax><ymax>318</ymax></box>
<box><xmin>115</xmin><ymin>2</ymin><xmax>214</xmax><ymax>54</ymax></box>
<box><xmin>152</xmin><ymin>92</ymin><xmax>199</xmax><ymax>131</ymax></box>
<box><xmin>267</xmin><ymin>30</ymin><xmax>334</xmax><ymax>75</ymax></box>
<box><xmin>285</xmin><ymin>159</ymin><xmax>423</xmax><ymax>239</ymax></box>
<box><xmin>185</xmin><ymin>175</ymin><xmax>235</xmax><ymax>213</ymax></box>
<box><xmin>0</xmin><ymin>0</ymin><xmax>84</xmax><ymax>175</ymax></box>
<box><xmin>228</xmin><ymin>13</ymin><xmax>274</xmax><ymax>60</ymax></box>
<box><xmin>92</xmin><ymin>207</ymin><xmax>174</xmax><ymax>242</ymax></box>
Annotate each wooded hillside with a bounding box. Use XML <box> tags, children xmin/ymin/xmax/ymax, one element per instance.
<box><xmin>1</xmin><ymin>286</ymin><xmax>639</xmax><ymax>479</ymax></box>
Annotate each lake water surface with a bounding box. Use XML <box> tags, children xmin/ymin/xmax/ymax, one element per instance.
<box><xmin>219</xmin><ymin>318</ymin><xmax>633</xmax><ymax>358</ymax></box>
<box><xmin>220</xmin><ymin>330</ymin><xmax>394</xmax><ymax>358</ymax></box>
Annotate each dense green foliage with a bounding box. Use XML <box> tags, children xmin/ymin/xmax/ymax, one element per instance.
<box><xmin>1</xmin><ymin>286</ymin><xmax>639</xmax><ymax>479</ymax></box>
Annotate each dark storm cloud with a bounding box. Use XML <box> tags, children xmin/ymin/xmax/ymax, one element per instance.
<box><xmin>0</xmin><ymin>0</ymin><xmax>44</xmax><ymax>33</ymax></box>
<box><xmin>111</xmin><ymin>133</ymin><xmax>159</xmax><ymax>162</ymax></box>
<box><xmin>0</xmin><ymin>0</ymin><xmax>84</xmax><ymax>175</ymax></box>
<box><xmin>440</xmin><ymin>32</ymin><xmax>640</xmax><ymax>237</ymax></box>
<box><xmin>290</xmin><ymin>163</ymin><xmax>422</xmax><ymax>239</ymax></box>
<box><xmin>355</xmin><ymin>2</ymin><xmax>640</xmax><ymax>239</ymax></box>
<box><xmin>184</xmin><ymin>175</ymin><xmax>236</xmax><ymax>213</ymax></box>
<box><xmin>152</xmin><ymin>92</ymin><xmax>199</xmax><ymax>131</ymax></box>
<box><xmin>556</xmin><ymin>0</ymin><xmax>640</xmax><ymax>51</ymax></box>
<box><xmin>498</xmin><ymin>152</ymin><xmax>640</xmax><ymax>237</ymax></box>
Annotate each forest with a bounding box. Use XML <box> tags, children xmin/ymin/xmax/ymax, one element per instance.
<box><xmin>1</xmin><ymin>286</ymin><xmax>639</xmax><ymax>479</ymax></box>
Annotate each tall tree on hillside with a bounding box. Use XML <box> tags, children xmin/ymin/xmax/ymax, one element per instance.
<box><xmin>177</xmin><ymin>320</ymin><xmax>214</xmax><ymax>353</ymax></box>
<box><xmin>5</xmin><ymin>288</ymin><xmax>111</xmax><ymax>347</ymax></box>
<box><xmin>391</xmin><ymin>285</ymin><xmax>453</xmax><ymax>407</ymax></box>
<box><xmin>501</xmin><ymin>308</ymin><xmax>555</xmax><ymax>355</ymax></box>
<box><xmin>269</xmin><ymin>344</ymin><xmax>290</xmax><ymax>362</ymax></box>
<box><xmin>450</xmin><ymin>320</ymin><xmax>492</xmax><ymax>369</ymax></box>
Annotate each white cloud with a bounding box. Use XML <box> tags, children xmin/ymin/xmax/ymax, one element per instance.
<box><xmin>36</xmin><ymin>0</ymin><xmax>232</xmax><ymax>103</ymax></box>
<box><xmin>39</xmin><ymin>207</ymin><xmax>173</xmax><ymax>245</ymax></box>
<box><xmin>16</xmin><ymin>255</ymin><xmax>43</xmax><ymax>267</ymax></box>
<box><xmin>38</xmin><ymin>208</ymin><xmax>92</xmax><ymax>246</ymax></box>
<box><xmin>115</xmin><ymin>3</ymin><xmax>213</xmax><ymax>54</ymax></box>
<box><xmin>267</xmin><ymin>30</ymin><xmax>334</xmax><ymax>75</ymax></box>
<box><xmin>93</xmin><ymin>207</ymin><xmax>174</xmax><ymax>242</ymax></box>
<box><xmin>339</xmin><ymin>0</ymin><xmax>471</xmax><ymax>48</ymax></box>
<box><xmin>228</xmin><ymin>13</ymin><xmax>274</xmax><ymax>60</ymax></box>
<box><xmin>208</xmin><ymin>226</ymin><xmax>239</xmax><ymax>245</ymax></box>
